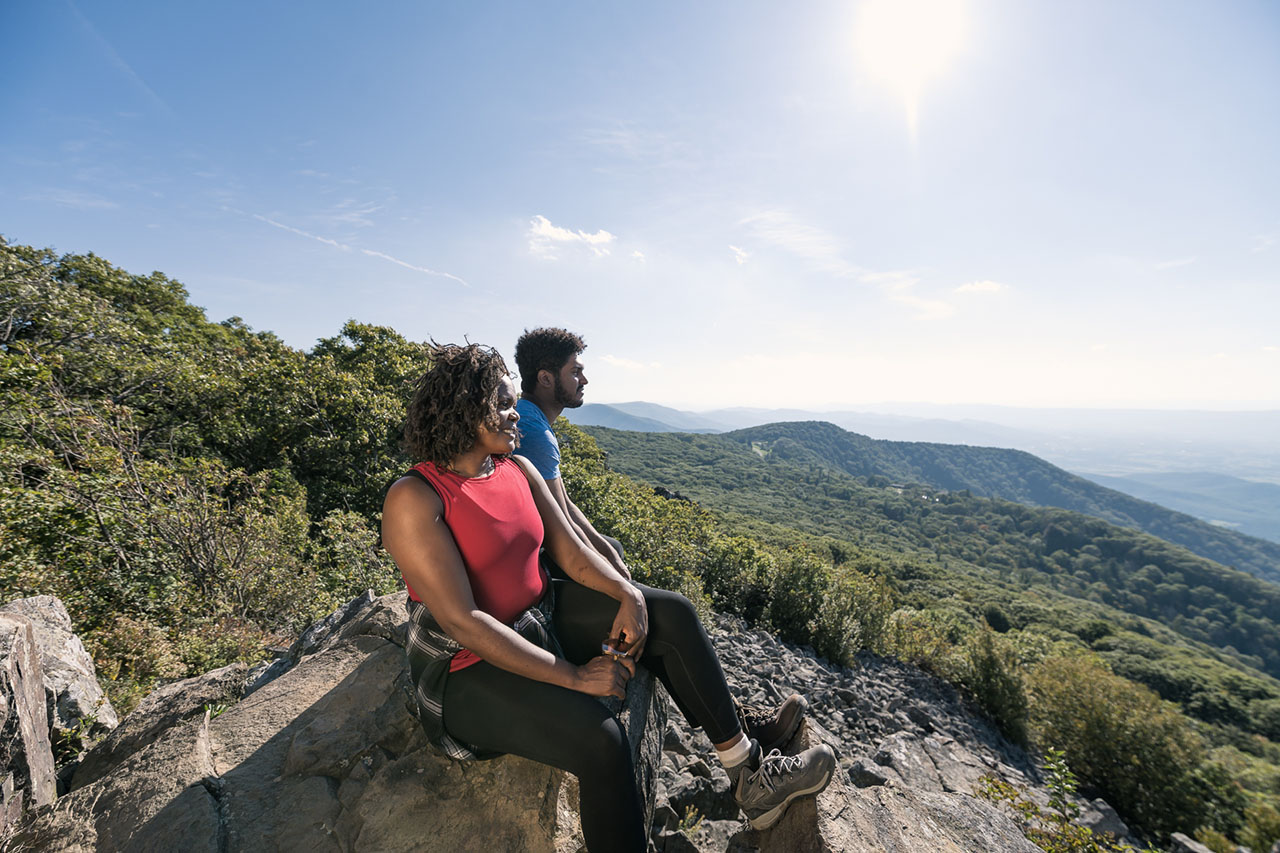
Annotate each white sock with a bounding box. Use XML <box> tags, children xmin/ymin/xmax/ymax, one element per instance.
<box><xmin>716</xmin><ymin>735</ymin><xmax>752</xmax><ymax>769</ymax></box>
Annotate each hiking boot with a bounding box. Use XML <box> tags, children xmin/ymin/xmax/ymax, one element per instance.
<box><xmin>736</xmin><ymin>693</ymin><xmax>808</xmax><ymax>753</ymax></box>
<box><xmin>731</xmin><ymin>740</ymin><xmax>837</xmax><ymax>830</ymax></box>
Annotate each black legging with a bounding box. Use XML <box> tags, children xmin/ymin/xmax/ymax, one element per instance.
<box><xmin>442</xmin><ymin>581</ymin><xmax>741</xmax><ymax>852</ymax></box>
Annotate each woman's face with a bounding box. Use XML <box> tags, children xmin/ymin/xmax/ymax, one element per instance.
<box><xmin>476</xmin><ymin>375</ymin><xmax>520</xmax><ymax>455</ymax></box>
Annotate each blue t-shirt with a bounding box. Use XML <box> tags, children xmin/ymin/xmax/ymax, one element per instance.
<box><xmin>515</xmin><ymin>398</ymin><xmax>560</xmax><ymax>480</ymax></box>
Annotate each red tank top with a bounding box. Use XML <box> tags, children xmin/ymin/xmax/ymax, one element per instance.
<box><xmin>410</xmin><ymin>457</ymin><xmax>548</xmax><ymax>671</ymax></box>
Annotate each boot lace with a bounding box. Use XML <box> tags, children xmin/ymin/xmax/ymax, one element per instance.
<box><xmin>747</xmin><ymin>749</ymin><xmax>804</xmax><ymax>793</ymax></box>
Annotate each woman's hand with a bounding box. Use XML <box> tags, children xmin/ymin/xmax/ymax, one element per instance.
<box><xmin>609</xmin><ymin>588</ymin><xmax>649</xmax><ymax>662</ymax></box>
<box><xmin>572</xmin><ymin>655</ymin><xmax>635</xmax><ymax>699</ymax></box>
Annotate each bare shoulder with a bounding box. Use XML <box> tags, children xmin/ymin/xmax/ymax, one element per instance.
<box><xmin>509</xmin><ymin>454</ymin><xmax>542</xmax><ymax>482</ymax></box>
<box><xmin>383</xmin><ymin>473</ymin><xmax>442</xmax><ymax>516</ymax></box>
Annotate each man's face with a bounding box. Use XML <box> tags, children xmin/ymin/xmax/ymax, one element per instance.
<box><xmin>552</xmin><ymin>355</ymin><xmax>587</xmax><ymax>409</ymax></box>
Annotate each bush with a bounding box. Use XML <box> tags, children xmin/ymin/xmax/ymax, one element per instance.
<box><xmin>767</xmin><ymin>547</ymin><xmax>829</xmax><ymax>647</ymax></box>
<box><xmin>701</xmin><ymin>536</ymin><xmax>776</xmax><ymax>623</ymax></box>
<box><xmin>811</xmin><ymin>566</ymin><xmax>894</xmax><ymax>663</ymax></box>
<box><xmin>1027</xmin><ymin>655</ymin><xmax>1208</xmax><ymax>836</ymax></box>
<box><xmin>1241</xmin><ymin>802</ymin><xmax>1280</xmax><ymax>853</ymax></box>
<box><xmin>957</xmin><ymin>629</ymin><xmax>1028</xmax><ymax>747</ymax></box>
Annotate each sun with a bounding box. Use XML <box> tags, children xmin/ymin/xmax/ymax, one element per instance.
<box><xmin>854</xmin><ymin>0</ymin><xmax>969</xmax><ymax>137</ymax></box>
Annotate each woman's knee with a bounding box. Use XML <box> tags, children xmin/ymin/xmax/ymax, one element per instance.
<box><xmin>571</xmin><ymin>716</ymin><xmax>632</xmax><ymax>780</ymax></box>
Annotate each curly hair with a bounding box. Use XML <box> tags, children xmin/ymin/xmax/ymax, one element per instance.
<box><xmin>403</xmin><ymin>343</ymin><xmax>511</xmax><ymax>467</ymax></box>
<box><xmin>514</xmin><ymin>327</ymin><xmax>586</xmax><ymax>395</ymax></box>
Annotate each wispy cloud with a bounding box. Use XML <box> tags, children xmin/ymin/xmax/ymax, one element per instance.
<box><xmin>68</xmin><ymin>2</ymin><xmax>174</xmax><ymax>117</ymax></box>
<box><xmin>742</xmin><ymin>209</ymin><xmax>960</xmax><ymax>318</ymax></box>
<box><xmin>876</xmin><ymin>273</ymin><xmax>953</xmax><ymax>319</ymax></box>
<box><xmin>25</xmin><ymin>188</ymin><xmax>119</xmax><ymax>210</ymax></box>
<box><xmin>326</xmin><ymin>198</ymin><xmax>382</xmax><ymax>228</ymax></box>
<box><xmin>253</xmin><ymin>213</ymin><xmax>347</xmax><ymax>249</ymax></box>
<box><xmin>237</xmin><ymin>209</ymin><xmax>468</xmax><ymax>286</ymax></box>
<box><xmin>740</xmin><ymin>209</ymin><xmax>862</xmax><ymax>279</ymax></box>
<box><xmin>1252</xmin><ymin>231</ymin><xmax>1278</xmax><ymax>253</ymax></box>
<box><xmin>582</xmin><ymin>122</ymin><xmax>685</xmax><ymax>164</ymax></box>
<box><xmin>1154</xmin><ymin>257</ymin><xmax>1197</xmax><ymax>270</ymax></box>
<box><xmin>729</xmin><ymin>245</ymin><xmax>750</xmax><ymax>265</ymax></box>
<box><xmin>359</xmin><ymin>249</ymin><xmax>468</xmax><ymax>286</ymax></box>
<box><xmin>631</xmin><ymin>250</ymin><xmax>646</xmax><ymax>262</ymax></box>
<box><xmin>602</xmin><ymin>354</ymin><xmax>662</xmax><ymax>370</ymax></box>
<box><xmin>527</xmin><ymin>215</ymin><xmax>616</xmax><ymax>260</ymax></box>
<box><xmin>954</xmin><ymin>279</ymin><xmax>1008</xmax><ymax>294</ymax></box>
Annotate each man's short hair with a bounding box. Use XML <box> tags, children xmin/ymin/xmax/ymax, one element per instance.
<box><xmin>514</xmin><ymin>327</ymin><xmax>586</xmax><ymax>394</ymax></box>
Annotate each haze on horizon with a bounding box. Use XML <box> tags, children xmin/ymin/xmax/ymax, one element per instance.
<box><xmin>3</xmin><ymin>0</ymin><xmax>1277</xmax><ymax>411</ymax></box>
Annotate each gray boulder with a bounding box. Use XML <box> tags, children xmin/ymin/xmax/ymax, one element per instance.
<box><xmin>0</xmin><ymin>612</ymin><xmax>57</xmax><ymax>825</ymax></box>
<box><xmin>725</xmin><ymin>721</ymin><xmax>1041</xmax><ymax>853</ymax></box>
<box><xmin>1169</xmin><ymin>832</ymin><xmax>1215</xmax><ymax>853</ymax></box>
<box><xmin>0</xmin><ymin>597</ymin><xmax>117</xmax><ymax>737</ymax></box>
<box><xmin>72</xmin><ymin>660</ymin><xmax>248</xmax><ymax>789</ymax></box>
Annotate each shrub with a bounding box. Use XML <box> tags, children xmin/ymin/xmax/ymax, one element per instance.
<box><xmin>976</xmin><ymin>748</ymin><xmax>1156</xmax><ymax>853</ymax></box>
<box><xmin>700</xmin><ymin>536</ymin><xmax>776</xmax><ymax>623</ymax></box>
<box><xmin>1241</xmin><ymin>802</ymin><xmax>1280</xmax><ymax>853</ymax></box>
<box><xmin>767</xmin><ymin>547</ymin><xmax>829</xmax><ymax>647</ymax></box>
<box><xmin>1027</xmin><ymin>655</ymin><xmax>1207</xmax><ymax>836</ymax></box>
<box><xmin>811</xmin><ymin>566</ymin><xmax>894</xmax><ymax>663</ymax></box>
<box><xmin>957</xmin><ymin>629</ymin><xmax>1029</xmax><ymax>747</ymax></box>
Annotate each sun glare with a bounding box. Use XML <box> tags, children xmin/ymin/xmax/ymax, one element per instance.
<box><xmin>855</xmin><ymin>0</ymin><xmax>968</xmax><ymax>138</ymax></box>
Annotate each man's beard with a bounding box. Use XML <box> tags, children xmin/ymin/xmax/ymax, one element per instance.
<box><xmin>553</xmin><ymin>375</ymin><xmax>584</xmax><ymax>409</ymax></box>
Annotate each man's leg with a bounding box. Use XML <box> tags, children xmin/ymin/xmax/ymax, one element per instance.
<box><xmin>553</xmin><ymin>579</ymin><xmax>740</xmax><ymax>743</ymax></box>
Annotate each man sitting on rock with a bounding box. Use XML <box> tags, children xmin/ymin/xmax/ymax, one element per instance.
<box><xmin>512</xmin><ymin>326</ymin><xmax>808</xmax><ymax>754</ymax></box>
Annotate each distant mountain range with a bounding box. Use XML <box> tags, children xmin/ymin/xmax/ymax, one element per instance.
<box><xmin>1079</xmin><ymin>471</ymin><xmax>1280</xmax><ymax>544</ymax></box>
<box><xmin>580</xmin><ymin>419</ymin><xmax>1280</xmax><ymax>585</ymax></box>
<box><xmin>566</xmin><ymin>402</ymin><xmax>1280</xmax><ymax>545</ymax></box>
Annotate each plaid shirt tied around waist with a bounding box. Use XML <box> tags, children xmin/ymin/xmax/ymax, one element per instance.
<box><xmin>405</xmin><ymin>587</ymin><xmax>562</xmax><ymax>761</ymax></box>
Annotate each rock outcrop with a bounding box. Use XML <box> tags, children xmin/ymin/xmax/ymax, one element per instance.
<box><xmin>0</xmin><ymin>611</ymin><xmax>57</xmax><ymax>828</ymax></box>
<box><xmin>8</xmin><ymin>592</ymin><xmax>1142</xmax><ymax>852</ymax></box>
<box><xmin>14</xmin><ymin>592</ymin><xmax>666</xmax><ymax>852</ymax></box>
<box><xmin>0</xmin><ymin>597</ymin><xmax>118</xmax><ymax>739</ymax></box>
<box><xmin>650</xmin><ymin>613</ymin><xmax>1137</xmax><ymax>852</ymax></box>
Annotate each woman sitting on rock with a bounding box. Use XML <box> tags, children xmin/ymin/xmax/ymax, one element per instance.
<box><xmin>382</xmin><ymin>343</ymin><xmax>835</xmax><ymax>852</ymax></box>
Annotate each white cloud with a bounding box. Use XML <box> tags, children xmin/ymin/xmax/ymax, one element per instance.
<box><xmin>631</xmin><ymin>250</ymin><xmax>646</xmax><ymax>262</ymax></box>
<box><xmin>360</xmin><ymin>250</ymin><xmax>469</xmax><ymax>286</ymax></box>
<box><xmin>740</xmin><ymin>209</ymin><xmax>862</xmax><ymax>278</ymax></box>
<box><xmin>1252</xmin><ymin>230</ymin><xmax>1278</xmax><ymax>253</ymax></box>
<box><xmin>253</xmin><ymin>213</ymin><xmax>349</xmax><ymax>249</ymax></box>
<box><xmin>880</xmin><ymin>274</ymin><xmax>953</xmax><ymax>319</ymax></box>
<box><xmin>601</xmin><ymin>354</ymin><xmax>662</xmax><ymax>370</ymax></box>
<box><xmin>729</xmin><ymin>245</ymin><xmax>750</xmax><ymax>265</ymax></box>
<box><xmin>240</xmin><ymin>209</ymin><xmax>467</xmax><ymax>285</ymax></box>
<box><xmin>1154</xmin><ymin>257</ymin><xmax>1197</xmax><ymax>270</ymax></box>
<box><xmin>326</xmin><ymin>198</ymin><xmax>383</xmax><ymax>228</ymax></box>
<box><xmin>26</xmin><ymin>188</ymin><xmax>118</xmax><ymax>210</ymax></box>
<box><xmin>1263</xmin><ymin>345</ymin><xmax>1279</xmax><ymax>353</ymax></box>
<box><xmin>68</xmin><ymin>1</ymin><xmax>174</xmax><ymax>117</ymax></box>
<box><xmin>954</xmin><ymin>279</ymin><xmax>1008</xmax><ymax>294</ymax></box>
<box><xmin>527</xmin><ymin>214</ymin><xmax>616</xmax><ymax>260</ymax></box>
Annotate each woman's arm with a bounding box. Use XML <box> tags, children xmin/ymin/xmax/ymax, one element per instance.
<box><xmin>381</xmin><ymin>475</ymin><xmax>633</xmax><ymax>698</ymax></box>
<box><xmin>510</xmin><ymin>455</ymin><xmax>649</xmax><ymax>660</ymax></box>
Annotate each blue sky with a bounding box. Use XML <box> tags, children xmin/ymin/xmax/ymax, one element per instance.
<box><xmin>3</xmin><ymin>0</ymin><xmax>1278</xmax><ymax>409</ymax></box>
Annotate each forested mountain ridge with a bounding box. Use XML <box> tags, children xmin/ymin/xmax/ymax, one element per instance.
<box><xmin>721</xmin><ymin>421</ymin><xmax>1280</xmax><ymax>585</ymax></box>
<box><xmin>584</xmin><ymin>426</ymin><xmax>1280</xmax><ymax>694</ymax></box>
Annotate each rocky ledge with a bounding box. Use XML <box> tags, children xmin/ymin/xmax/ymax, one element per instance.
<box><xmin>3</xmin><ymin>592</ymin><xmax>1138</xmax><ymax>852</ymax></box>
